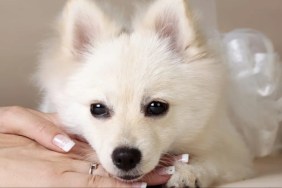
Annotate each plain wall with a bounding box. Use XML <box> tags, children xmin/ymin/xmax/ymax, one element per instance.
<box><xmin>0</xmin><ymin>0</ymin><xmax>281</xmax><ymax>108</ymax></box>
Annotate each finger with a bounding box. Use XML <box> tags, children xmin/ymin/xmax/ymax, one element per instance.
<box><xmin>143</xmin><ymin>175</ymin><xmax>170</xmax><ymax>186</ymax></box>
<box><xmin>142</xmin><ymin>167</ymin><xmax>173</xmax><ymax>186</ymax></box>
<box><xmin>158</xmin><ymin>154</ymin><xmax>189</xmax><ymax>166</ymax></box>
<box><xmin>25</xmin><ymin>109</ymin><xmax>60</xmax><ymax>125</ymax></box>
<box><xmin>68</xmin><ymin>160</ymin><xmax>108</xmax><ymax>177</ymax></box>
<box><xmin>0</xmin><ymin>106</ymin><xmax>75</xmax><ymax>153</ymax></box>
<box><xmin>69</xmin><ymin>141</ymin><xmax>97</xmax><ymax>161</ymax></box>
<box><xmin>175</xmin><ymin>154</ymin><xmax>189</xmax><ymax>163</ymax></box>
<box><xmin>62</xmin><ymin>173</ymin><xmax>146</xmax><ymax>188</ymax></box>
<box><xmin>158</xmin><ymin>154</ymin><xmax>175</xmax><ymax>166</ymax></box>
<box><xmin>26</xmin><ymin>109</ymin><xmax>71</xmax><ymax>133</ymax></box>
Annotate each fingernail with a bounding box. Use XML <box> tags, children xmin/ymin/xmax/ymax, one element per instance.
<box><xmin>132</xmin><ymin>182</ymin><xmax>147</xmax><ymax>188</ymax></box>
<box><xmin>52</xmin><ymin>134</ymin><xmax>75</xmax><ymax>152</ymax></box>
<box><xmin>177</xmin><ymin>154</ymin><xmax>189</xmax><ymax>163</ymax></box>
<box><xmin>156</xmin><ymin>166</ymin><xmax>175</xmax><ymax>175</ymax></box>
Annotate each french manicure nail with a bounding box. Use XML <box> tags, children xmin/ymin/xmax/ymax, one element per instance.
<box><xmin>132</xmin><ymin>182</ymin><xmax>147</xmax><ymax>188</ymax></box>
<box><xmin>157</xmin><ymin>166</ymin><xmax>175</xmax><ymax>175</ymax></box>
<box><xmin>178</xmin><ymin>154</ymin><xmax>189</xmax><ymax>163</ymax></box>
<box><xmin>52</xmin><ymin>134</ymin><xmax>75</xmax><ymax>152</ymax></box>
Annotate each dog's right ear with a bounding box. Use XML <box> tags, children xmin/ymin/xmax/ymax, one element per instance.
<box><xmin>58</xmin><ymin>0</ymin><xmax>116</xmax><ymax>58</ymax></box>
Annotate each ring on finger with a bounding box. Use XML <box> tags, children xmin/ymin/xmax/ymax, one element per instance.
<box><xmin>89</xmin><ymin>163</ymin><xmax>99</xmax><ymax>175</ymax></box>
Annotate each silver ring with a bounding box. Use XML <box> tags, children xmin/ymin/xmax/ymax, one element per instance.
<box><xmin>89</xmin><ymin>163</ymin><xmax>98</xmax><ymax>175</ymax></box>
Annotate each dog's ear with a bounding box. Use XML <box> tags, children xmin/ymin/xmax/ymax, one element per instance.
<box><xmin>138</xmin><ymin>0</ymin><xmax>205</xmax><ymax>55</ymax></box>
<box><xmin>58</xmin><ymin>0</ymin><xmax>116</xmax><ymax>57</ymax></box>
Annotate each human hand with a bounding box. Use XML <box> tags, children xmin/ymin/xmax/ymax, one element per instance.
<box><xmin>0</xmin><ymin>106</ymin><xmax>75</xmax><ymax>152</ymax></box>
<box><xmin>0</xmin><ymin>133</ymin><xmax>145</xmax><ymax>187</ymax></box>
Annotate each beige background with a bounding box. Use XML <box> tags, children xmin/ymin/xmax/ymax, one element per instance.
<box><xmin>0</xmin><ymin>0</ymin><xmax>281</xmax><ymax>108</ymax></box>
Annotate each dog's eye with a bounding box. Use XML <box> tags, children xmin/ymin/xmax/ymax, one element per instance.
<box><xmin>90</xmin><ymin>103</ymin><xmax>110</xmax><ymax>118</ymax></box>
<box><xmin>145</xmin><ymin>101</ymin><xmax>169</xmax><ymax>117</ymax></box>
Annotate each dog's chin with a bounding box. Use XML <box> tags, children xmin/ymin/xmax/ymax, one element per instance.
<box><xmin>115</xmin><ymin>174</ymin><xmax>144</xmax><ymax>183</ymax></box>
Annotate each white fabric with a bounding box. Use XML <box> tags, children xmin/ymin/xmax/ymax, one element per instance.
<box><xmin>224</xmin><ymin>29</ymin><xmax>282</xmax><ymax>157</ymax></box>
<box><xmin>188</xmin><ymin>0</ymin><xmax>282</xmax><ymax>157</ymax></box>
<box><xmin>220</xmin><ymin>154</ymin><xmax>282</xmax><ymax>187</ymax></box>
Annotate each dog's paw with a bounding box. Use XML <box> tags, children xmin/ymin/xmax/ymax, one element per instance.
<box><xmin>166</xmin><ymin>164</ymin><xmax>201</xmax><ymax>188</ymax></box>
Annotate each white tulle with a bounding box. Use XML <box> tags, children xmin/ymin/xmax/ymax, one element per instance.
<box><xmin>189</xmin><ymin>1</ymin><xmax>281</xmax><ymax>157</ymax></box>
<box><xmin>223</xmin><ymin>29</ymin><xmax>282</xmax><ymax>157</ymax></box>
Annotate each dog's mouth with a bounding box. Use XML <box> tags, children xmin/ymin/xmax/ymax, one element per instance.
<box><xmin>115</xmin><ymin>174</ymin><xmax>144</xmax><ymax>182</ymax></box>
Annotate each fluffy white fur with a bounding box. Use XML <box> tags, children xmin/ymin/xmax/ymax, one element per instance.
<box><xmin>36</xmin><ymin>0</ymin><xmax>253</xmax><ymax>187</ymax></box>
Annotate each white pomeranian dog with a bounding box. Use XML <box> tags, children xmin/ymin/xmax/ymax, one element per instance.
<box><xmin>36</xmin><ymin>0</ymin><xmax>253</xmax><ymax>187</ymax></box>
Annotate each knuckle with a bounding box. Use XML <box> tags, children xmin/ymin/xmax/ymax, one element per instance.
<box><xmin>0</xmin><ymin>106</ymin><xmax>24</xmax><ymax>132</ymax></box>
<box><xmin>1</xmin><ymin>106</ymin><xmax>23</xmax><ymax>119</ymax></box>
<box><xmin>36</xmin><ymin>122</ymin><xmax>50</xmax><ymax>134</ymax></box>
<box><xmin>5</xmin><ymin>106</ymin><xmax>24</xmax><ymax>116</ymax></box>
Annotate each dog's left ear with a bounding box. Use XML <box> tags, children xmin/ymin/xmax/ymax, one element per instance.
<box><xmin>138</xmin><ymin>0</ymin><xmax>205</xmax><ymax>55</ymax></box>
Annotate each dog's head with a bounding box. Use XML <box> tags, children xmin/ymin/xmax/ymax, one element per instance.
<box><xmin>40</xmin><ymin>0</ymin><xmax>225</xmax><ymax>181</ymax></box>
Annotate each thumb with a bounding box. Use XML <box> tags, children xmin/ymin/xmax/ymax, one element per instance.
<box><xmin>0</xmin><ymin>106</ymin><xmax>75</xmax><ymax>152</ymax></box>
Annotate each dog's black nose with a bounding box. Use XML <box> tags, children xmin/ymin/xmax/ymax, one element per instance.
<box><xmin>112</xmin><ymin>147</ymin><xmax>141</xmax><ymax>171</ymax></box>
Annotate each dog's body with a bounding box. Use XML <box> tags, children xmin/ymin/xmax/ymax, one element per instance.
<box><xmin>36</xmin><ymin>0</ymin><xmax>253</xmax><ymax>187</ymax></box>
